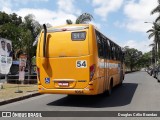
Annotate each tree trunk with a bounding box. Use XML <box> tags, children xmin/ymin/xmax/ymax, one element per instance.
<box><xmin>155</xmin><ymin>42</ymin><xmax>157</xmax><ymax>66</ymax></box>
<box><xmin>157</xmin><ymin>41</ymin><xmax>159</xmax><ymax>63</ymax></box>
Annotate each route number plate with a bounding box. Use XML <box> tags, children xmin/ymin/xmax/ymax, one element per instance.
<box><xmin>76</xmin><ymin>60</ymin><xmax>87</xmax><ymax>68</ymax></box>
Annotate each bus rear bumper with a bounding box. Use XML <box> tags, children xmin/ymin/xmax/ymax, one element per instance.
<box><xmin>38</xmin><ymin>85</ymin><xmax>97</xmax><ymax>95</ymax></box>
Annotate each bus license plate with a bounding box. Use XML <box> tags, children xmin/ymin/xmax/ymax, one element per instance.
<box><xmin>58</xmin><ymin>82</ymin><xmax>69</xmax><ymax>86</ymax></box>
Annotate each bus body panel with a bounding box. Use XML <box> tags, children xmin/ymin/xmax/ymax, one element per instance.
<box><xmin>37</xmin><ymin>56</ymin><xmax>91</xmax><ymax>89</ymax></box>
<box><xmin>37</xmin><ymin>24</ymin><xmax>98</xmax><ymax>95</ymax></box>
<box><xmin>36</xmin><ymin>24</ymin><xmax>125</xmax><ymax>95</ymax></box>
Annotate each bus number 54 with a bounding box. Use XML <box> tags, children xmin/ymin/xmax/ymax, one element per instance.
<box><xmin>76</xmin><ymin>60</ymin><xmax>87</xmax><ymax>68</ymax></box>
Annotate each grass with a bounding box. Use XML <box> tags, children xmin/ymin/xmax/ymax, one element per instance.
<box><xmin>0</xmin><ymin>83</ymin><xmax>38</xmax><ymax>102</ymax></box>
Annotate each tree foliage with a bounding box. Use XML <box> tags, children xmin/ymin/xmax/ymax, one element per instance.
<box><xmin>66</xmin><ymin>13</ymin><xmax>93</xmax><ymax>24</ymax></box>
<box><xmin>147</xmin><ymin>22</ymin><xmax>160</xmax><ymax>63</ymax></box>
<box><xmin>0</xmin><ymin>11</ymin><xmax>41</xmax><ymax>75</ymax></box>
<box><xmin>151</xmin><ymin>0</ymin><xmax>160</xmax><ymax>22</ymax></box>
<box><xmin>124</xmin><ymin>46</ymin><xmax>143</xmax><ymax>71</ymax></box>
<box><xmin>147</xmin><ymin>0</ymin><xmax>160</xmax><ymax>65</ymax></box>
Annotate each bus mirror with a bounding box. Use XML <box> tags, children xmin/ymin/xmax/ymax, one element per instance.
<box><xmin>43</xmin><ymin>24</ymin><xmax>47</xmax><ymax>57</ymax></box>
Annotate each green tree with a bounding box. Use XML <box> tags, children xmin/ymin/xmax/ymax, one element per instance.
<box><xmin>0</xmin><ymin>12</ymin><xmax>42</xmax><ymax>76</ymax></box>
<box><xmin>124</xmin><ymin>46</ymin><xmax>142</xmax><ymax>71</ymax></box>
<box><xmin>151</xmin><ymin>0</ymin><xmax>160</xmax><ymax>22</ymax></box>
<box><xmin>0</xmin><ymin>11</ymin><xmax>11</xmax><ymax>25</ymax></box>
<box><xmin>149</xmin><ymin>43</ymin><xmax>156</xmax><ymax>65</ymax></box>
<box><xmin>21</xmin><ymin>14</ymin><xmax>41</xmax><ymax>75</ymax></box>
<box><xmin>0</xmin><ymin>12</ymin><xmax>23</xmax><ymax>59</ymax></box>
<box><xmin>66</xmin><ymin>13</ymin><xmax>93</xmax><ymax>24</ymax></box>
<box><xmin>148</xmin><ymin>0</ymin><xmax>160</xmax><ymax>63</ymax></box>
<box><xmin>138</xmin><ymin>52</ymin><xmax>152</xmax><ymax>68</ymax></box>
<box><xmin>147</xmin><ymin>22</ymin><xmax>160</xmax><ymax>65</ymax></box>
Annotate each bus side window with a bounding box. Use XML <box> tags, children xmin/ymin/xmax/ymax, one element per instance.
<box><xmin>119</xmin><ymin>47</ymin><xmax>122</xmax><ymax>61</ymax></box>
<box><xmin>115</xmin><ymin>45</ymin><xmax>118</xmax><ymax>60</ymax></box>
<box><xmin>120</xmin><ymin>49</ymin><xmax>124</xmax><ymax>62</ymax></box>
<box><xmin>103</xmin><ymin>38</ymin><xmax>108</xmax><ymax>59</ymax></box>
<box><xmin>110</xmin><ymin>42</ymin><xmax>114</xmax><ymax>60</ymax></box>
<box><xmin>110</xmin><ymin>42</ymin><xmax>112</xmax><ymax>59</ymax></box>
<box><xmin>100</xmin><ymin>33</ymin><xmax>106</xmax><ymax>59</ymax></box>
<box><xmin>116</xmin><ymin>47</ymin><xmax>118</xmax><ymax>60</ymax></box>
<box><xmin>96</xmin><ymin>31</ymin><xmax>104</xmax><ymax>58</ymax></box>
<box><xmin>103</xmin><ymin>38</ymin><xmax>107</xmax><ymax>59</ymax></box>
<box><xmin>107</xmin><ymin>39</ymin><xmax>111</xmax><ymax>59</ymax></box>
<box><xmin>113</xmin><ymin>44</ymin><xmax>116</xmax><ymax>60</ymax></box>
<box><xmin>117</xmin><ymin>47</ymin><xmax>120</xmax><ymax>60</ymax></box>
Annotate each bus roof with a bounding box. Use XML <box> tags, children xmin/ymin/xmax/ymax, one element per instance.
<box><xmin>41</xmin><ymin>24</ymin><xmax>122</xmax><ymax>49</ymax></box>
<box><xmin>42</xmin><ymin>24</ymin><xmax>93</xmax><ymax>33</ymax></box>
<box><xmin>48</xmin><ymin>24</ymin><xmax>91</xmax><ymax>29</ymax></box>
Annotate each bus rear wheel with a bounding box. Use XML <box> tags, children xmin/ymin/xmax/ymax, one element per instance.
<box><xmin>106</xmin><ymin>81</ymin><xmax>113</xmax><ymax>96</ymax></box>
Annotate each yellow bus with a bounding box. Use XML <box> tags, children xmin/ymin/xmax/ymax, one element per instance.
<box><xmin>36</xmin><ymin>24</ymin><xmax>125</xmax><ymax>95</ymax></box>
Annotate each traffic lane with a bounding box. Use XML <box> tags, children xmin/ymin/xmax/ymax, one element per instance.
<box><xmin>0</xmin><ymin>94</ymin><xmax>65</xmax><ymax>111</ymax></box>
<box><xmin>128</xmin><ymin>72</ymin><xmax>160</xmax><ymax>110</ymax></box>
<box><xmin>1</xmin><ymin>72</ymin><xmax>160</xmax><ymax>120</ymax></box>
<box><xmin>0</xmin><ymin>83</ymin><xmax>137</xmax><ymax>111</ymax></box>
<box><xmin>47</xmin><ymin>83</ymin><xmax>137</xmax><ymax>108</ymax></box>
<box><xmin>2</xmin><ymin>71</ymin><xmax>160</xmax><ymax>111</ymax></box>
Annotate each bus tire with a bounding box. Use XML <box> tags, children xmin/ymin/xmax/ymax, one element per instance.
<box><xmin>106</xmin><ymin>80</ymin><xmax>113</xmax><ymax>96</ymax></box>
<box><xmin>119</xmin><ymin>81</ymin><xmax>123</xmax><ymax>86</ymax></box>
<box><xmin>119</xmin><ymin>75</ymin><xmax>123</xmax><ymax>86</ymax></box>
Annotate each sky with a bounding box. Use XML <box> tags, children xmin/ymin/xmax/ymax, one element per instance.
<box><xmin>0</xmin><ymin>0</ymin><xmax>158</xmax><ymax>53</ymax></box>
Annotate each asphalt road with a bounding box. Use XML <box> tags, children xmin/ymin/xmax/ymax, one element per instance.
<box><xmin>0</xmin><ymin>71</ymin><xmax>160</xmax><ymax>120</ymax></box>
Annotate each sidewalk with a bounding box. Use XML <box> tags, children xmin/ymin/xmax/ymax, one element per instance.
<box><xmin>0</xmin><ymin>83</ymin><xmax>41</xmax><ymax>106</ymax></box>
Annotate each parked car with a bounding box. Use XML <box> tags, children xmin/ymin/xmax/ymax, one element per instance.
<box><xmin>157</xmin><ymin>73</ymin><xmax>160</xmax><ymax>82</ymax></box>
<box><xmin>146</xmin><ymin>67</ymin><xmax>151</xmax><ymax>74</ymax></box>
<box><xmin>156</xmin><ymin>66</ymin><xmax>160</xmax><ymax>82</ymax></box>
<box><xmin>147</xmin><ymin>67</ymin><xmax>153</xmax><ymax>76</ymax></box>
<box><xmin>152</xmin><ymin>66</ymin><xmax>159</xmax><ymax>78</ymax></box>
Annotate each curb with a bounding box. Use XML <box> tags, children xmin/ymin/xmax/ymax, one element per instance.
<box><xmin>0</xmin><ymin>92</ymin><xmax>41</xmax><ymax>106</ymax></box>
<box><xmin>125</xmin><ymin>71</ymin><xmax>139</xmax><ymax>74</ymax></box>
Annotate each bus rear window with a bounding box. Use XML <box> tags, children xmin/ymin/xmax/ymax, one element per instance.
<box><xmin>39</xmin><ymin>30</ymin><xmax>89</xmax><ymax>58</ymax></box>
<box><xmin>71</xmin><ymin>32</ymin><xmax>86</xmax><ymax>41</ymax></box>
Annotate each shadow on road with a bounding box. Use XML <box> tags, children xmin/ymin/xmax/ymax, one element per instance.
<box><xmin>47</xmin><ymin>83</ymin><xmax>138</xmax><ymax>108</ymax></box>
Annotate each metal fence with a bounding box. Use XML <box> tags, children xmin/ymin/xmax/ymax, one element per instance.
<box><xmin>0</xmin><ymin>74</ymin><xmax>37</xmax><ymax>84</ymax></box>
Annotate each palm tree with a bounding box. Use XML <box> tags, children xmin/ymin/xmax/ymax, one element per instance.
<box><xmin>147</xmin><ymin>22</ymin><xmax>160</xmax><ymax>65</ymax></box>
<box><xmin>151</xmin><ymin>0</ymin><xmax>160</xmax><ymax>22</ymax></box>
<box><xmin>66</xmin><ymin>19</ymin><xmax>73</xmax><ymax>24</ymax></box>
<box><xmin>149</xmin><ymin>43</ymin><xmax>156</xmax><ymax>66</ymax></box>
<box><xmin>66</xmin><ymin>13</ymin><xmax>93</xmax><ymax>24</ymax></box>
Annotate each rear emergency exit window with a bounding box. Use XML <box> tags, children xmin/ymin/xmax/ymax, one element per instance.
<box><xmin>71</xmin><ymin>32</ymin><xmax>86</xmax><ymax>41</ymax></box>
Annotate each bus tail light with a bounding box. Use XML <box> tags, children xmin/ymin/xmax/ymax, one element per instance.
<box><xmin>90</xmin><ymin>65</ymin><xmax>95</xmax><ymax>81</ymax></box>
